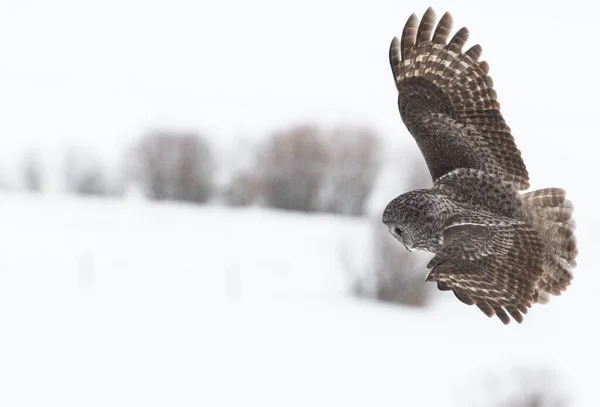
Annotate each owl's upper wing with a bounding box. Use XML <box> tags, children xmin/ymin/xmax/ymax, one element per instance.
<box><xmin>426</xmin><ymin>214</ymin><xmax>544</xmax><ymax>324</ymax></box>
<box><xmin>390</xmin><ymin>8</ymin><xmax>529</xmax><ymax>190</ymax></box>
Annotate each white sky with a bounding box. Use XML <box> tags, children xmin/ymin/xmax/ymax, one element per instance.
<box><xmin>0</xmin><ymin>0</ymin><xmax>597</xmax><ymax>191</ymax></box>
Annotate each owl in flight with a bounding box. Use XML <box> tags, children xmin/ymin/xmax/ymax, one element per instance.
<box><xmin>382</xmin><ymin>8</ymin><xmax>578</xmax><ymax>324</ymax></box>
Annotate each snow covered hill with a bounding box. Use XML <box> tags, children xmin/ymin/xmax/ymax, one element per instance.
<box><xmin>0</xmin><ymin>192</ymin><xmax>596</xmax><ymax>406</ymax></box>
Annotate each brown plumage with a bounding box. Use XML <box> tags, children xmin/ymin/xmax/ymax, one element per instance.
<box><xmin>382</xmin><ymin>8</ymin><xmax>578</xmax><ymax>324</ymax></box>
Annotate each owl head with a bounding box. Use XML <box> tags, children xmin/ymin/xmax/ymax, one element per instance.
<box><xmin>382</xmin><ymin>189</ymin><xmax>447</xmax><ymax>252</ymax></box>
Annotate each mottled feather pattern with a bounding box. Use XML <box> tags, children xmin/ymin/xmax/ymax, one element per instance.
<box><xmin>521</xmin><ymin>189</ymin><xmax>577</xmax><ymax>301</ymax></box>
<box><xmin>434</xmin><ymin>169</ymin><xmax>522</xmax><ymax>218</ymax></box>
<box><xmin>383</xmin><ymin>8</ymin><xmax>578</xmax><ymax>325</ymax></box>
<box><xmin>389</xmin><ymin>7</ymin><xmax>529</xmax><ymax>189</ymax></box>
<box><xmin>426</xmin><ymin>215</ymin><xmax>545</xmax><ymax>324</ymax></box>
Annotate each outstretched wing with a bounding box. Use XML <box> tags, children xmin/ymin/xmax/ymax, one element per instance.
<box><xmin>426</xmin><ymin>214</ymin><xmax>545</xmax><ymax>324</ymax></box>
<box><xmin>390</xmin><ymin>8</ymin><xmax>529</xmax><ymax>190</ymax></box>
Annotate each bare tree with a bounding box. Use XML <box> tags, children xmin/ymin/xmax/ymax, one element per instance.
<box><xmin>134</xmin><ymin>130</ymin><xmax>214</xmax><ymax>203</ymax></box>
<box><xmin>319</xmin><ymin>125</ymin><xmax>382</xmax><ymax>216</ymax></box>
<box><xmin>21</xmin><ymin>149</ymin><xmax>43</xmax><ymax>192</ymax></box>
<box><xmin>254</xmin><ymin>123</ymin><xmax>382</xmax><ymax>215</ymax></box>
<box><xmin>135</xmin><ymin>132</ymin><xmax>175</xmax><ymax>200</ymax></box>
<box><xmin>173</xmin><ymin>133</ymin><xmax>214</xmax><ymax>202</ymax></box>
<box><xmin>255</xmin><ymin>124</ymin><xmax>330</xmax><ymax>212</ymax></box>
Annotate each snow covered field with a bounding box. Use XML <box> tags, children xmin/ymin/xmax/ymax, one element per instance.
<box><xmin>0</xmin><ymin>0</ymin><xmax>597</xmax><ymax>405</ymax></box>
<box><xmin>0</xmin><ymin>192</ymin><xmax>596</xmax><ymax>406</ymax></box>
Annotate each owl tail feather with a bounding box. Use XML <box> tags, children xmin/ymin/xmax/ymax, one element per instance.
<box><xmin>521</xmin><ymin>188</ymin><xmax>577</xmax><ymax>303</ymax></box>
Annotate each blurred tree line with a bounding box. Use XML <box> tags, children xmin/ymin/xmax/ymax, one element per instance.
<box><xmin>18</xmin><ymin>123</ymin><xmax>433</xmax><ymax>309</ymax></box>
<box><xmin>230</xmin><ymin>124</ymin><xmax>382</xmax><ymax>216</ymax></box>
<box><xmin>20</xmin><ymin>124</ymin><xmax>384</xmax><ymax>216</ymax></box>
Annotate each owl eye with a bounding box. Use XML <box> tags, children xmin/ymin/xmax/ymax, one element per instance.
<box><xmin>393</xmin><ymin>227</ymin><xmax>402</xmax><ymax>236</ymax></box>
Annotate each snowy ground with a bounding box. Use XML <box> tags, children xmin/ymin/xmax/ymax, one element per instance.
<box><xmin>0</xmin><ymin>192</ymin><xmax>596</xmax><ymax>406</ymax></box>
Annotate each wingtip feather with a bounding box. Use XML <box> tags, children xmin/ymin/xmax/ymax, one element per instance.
<box><xmin>401</xmin><ymin>14</ymin><xmax>419</xmax><ymax>60</ymax></box>
<box><xmin>416</xmin><ymin>7</ymin><xmax>437</xmax><ymax>43</ymax></box>
<box><xmin>433</xmin><ymin>11</ymin><xmax>453</xmax><ymax>44</ymax></box>
<box><xmin>446</xmin><ymin>27</ymin><xmax>469</xmax><ymax>54</ymax></box>
<box><xmin>465</xmin><ymin>44</ymin><xmax>483</xmax><ymax>61</ymax></box>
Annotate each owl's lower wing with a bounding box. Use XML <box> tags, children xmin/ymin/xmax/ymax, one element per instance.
<box><xmin>426</xmin><ymin>215</ymin><xmax>545</xmax><ymax>324</ymax></box>
<box><xmin>390</xmin><ymin>8</ymin><xmax>529</xmax><ymax>190</ymax></box>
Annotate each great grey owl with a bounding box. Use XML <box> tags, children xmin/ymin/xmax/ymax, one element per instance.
<box><xmin>382</xmin><ymin>8</ymin><xmax>578</xmax><ymax>324</ymax></box>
